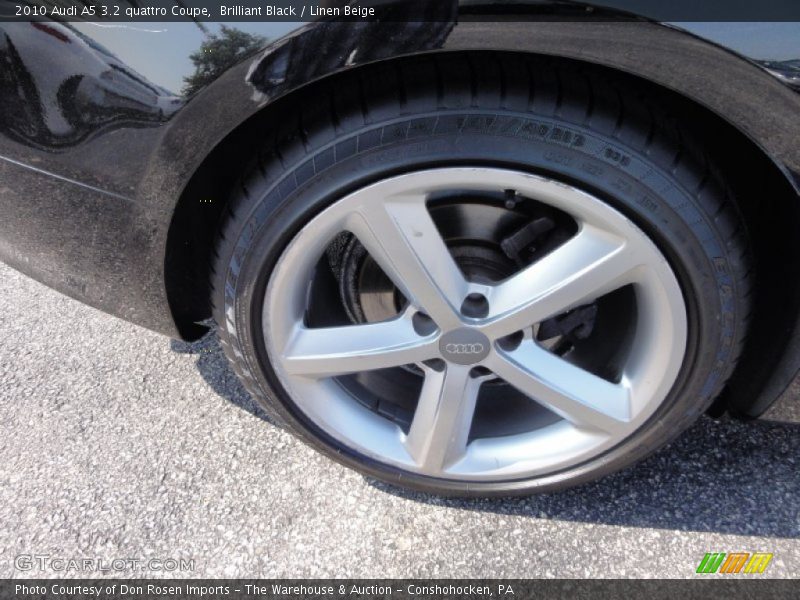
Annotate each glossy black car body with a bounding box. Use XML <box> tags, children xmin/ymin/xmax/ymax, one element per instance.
<box><xmin>1</xmin><ymin>2</ymin><xmax>799</xmax><ymax>419</ymax></box>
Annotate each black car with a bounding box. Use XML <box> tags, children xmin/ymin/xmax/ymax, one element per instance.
<box><xmin>2</xmin><ymin>2</ymin><xmax>799</xmax><ymax>496</ymax></box>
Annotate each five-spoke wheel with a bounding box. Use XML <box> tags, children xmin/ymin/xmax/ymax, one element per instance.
<box><xmin>213</xmin><ymin>57</ymin><xmax>750</xmax><ymax>495</ymax></box>
<box><xmin>264</xmin><ymin>168</ymin><xmax>687</xmax><ymax>480</ymax></box>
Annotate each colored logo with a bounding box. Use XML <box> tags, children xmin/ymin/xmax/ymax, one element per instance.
<box><xmin>696</xmin><ymin>552</ymin><xmax>773</xmax><ymax>574</ymax></box>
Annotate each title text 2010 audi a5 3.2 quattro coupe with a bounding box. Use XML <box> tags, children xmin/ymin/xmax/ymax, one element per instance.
<box><xmin>2</xmin><ymin>1</ymin><xmax>800</xmax><ymax>495</ymax></box>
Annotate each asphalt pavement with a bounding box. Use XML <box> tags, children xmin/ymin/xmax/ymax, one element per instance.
<box><xmin>1</xmin><ymin>261</ymin><xmax>798</xmax><ymax>578</ymax></box>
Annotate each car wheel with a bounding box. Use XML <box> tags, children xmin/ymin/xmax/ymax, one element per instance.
<box><xmin>211</xmin><ymin>55</ymin><xmax>751</xmax><ymax>496</ymax></box>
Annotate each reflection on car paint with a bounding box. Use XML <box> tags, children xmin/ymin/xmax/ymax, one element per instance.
<box><xmin>0</xmin><ymin>21</ymin><xmax>183</xmax><ymax>149</ymax></box>
<box><xmin>245</xmin><ymin>7</ymin><xmax>457</xmax><ymax>103</ymax></box>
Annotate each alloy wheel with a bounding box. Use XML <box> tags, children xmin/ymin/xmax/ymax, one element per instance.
<box><xmin>263</xmin><ymin>167</ymin><xmax>687</xmax><ymax>481</ymax></box>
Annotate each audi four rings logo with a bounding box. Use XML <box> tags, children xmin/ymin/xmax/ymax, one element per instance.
<box><xmin>445</xmin><ymin>343</ymin><xmax>485</xmax><ymax>354</ymax></box>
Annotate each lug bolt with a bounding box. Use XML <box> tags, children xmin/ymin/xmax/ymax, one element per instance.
<box><xmin>460</xmin><ymin>293</ymin><xmax>489</xmax><ymax>318</ymax></box>
<box><xmin>497</xmin><ymin>330</ymin><xmax>524</xmax><ymax>351</ymax></box>
<box><xmin>412</xmin><ymin>312</ymin><xmax>437</xmax><ymax>336</ymax></box>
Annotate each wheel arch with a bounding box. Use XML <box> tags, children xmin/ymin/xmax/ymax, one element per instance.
<box><xmin>163</xmin><ymin>22</ymin><xmax>800</xmax><ymax>418</ymax></box>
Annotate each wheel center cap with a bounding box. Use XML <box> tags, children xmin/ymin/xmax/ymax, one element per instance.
<box><xmin>439</xmin><ymin>328</ymin><xmax>491</xmax><ymax>365</ymax></box>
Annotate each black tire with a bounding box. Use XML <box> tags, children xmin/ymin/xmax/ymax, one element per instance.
<box><xmin>211</xmin><ymin>54</ymin><xmax>751</xmax><ymax>496</ymax></box>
